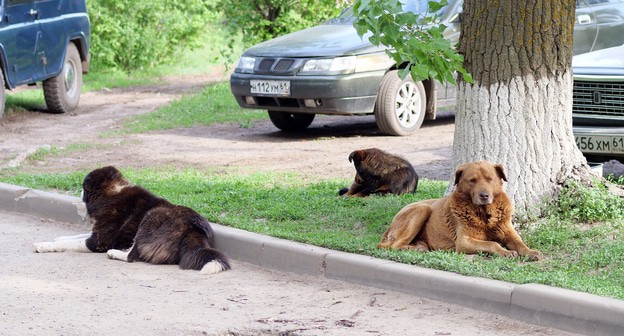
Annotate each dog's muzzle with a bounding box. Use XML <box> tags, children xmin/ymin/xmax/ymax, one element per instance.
<box><xmin>475</xmin><ymin>192</ymin><xmax>493</xmax><ymax>205</ymax></box>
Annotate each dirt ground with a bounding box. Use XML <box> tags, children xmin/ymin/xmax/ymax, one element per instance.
<box><xmin>0</xmin><ymin>71</ymin><xmax>455</xmax><ymax>182</ymax></box>
<box><xmin>1</xmin><ymin>210</ymin><xmax>578</xmax><ymax>336</ymax></box>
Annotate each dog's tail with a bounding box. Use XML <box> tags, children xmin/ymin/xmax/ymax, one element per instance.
<box><xmin>179</xmin><ymin>236</ymin><xmax>231</xmax><ymax>274</ymax></box>
<box><xmin>178</xmin><ymin>218</ymin><xmax>231</xmax><ymax>274</ymax></box>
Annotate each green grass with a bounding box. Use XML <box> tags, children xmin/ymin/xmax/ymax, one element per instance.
<box><xmin>119</xmin><ymin>82</ymin><xmax>265</xmax><ymax>133</ymax></box>
<box><xmin>2</xmin><ymin>167</ymin><xmax>623</xmax><ymax>300</ymax></box>
<box><xmin>5</xmin><ymin>89</ymin><xmax>47</xmax><ymax>113</ymax></box>
<box><xmin>83</xmin><ymin>68</ymin><xmax>163</xmax><ymax>91</ymax></box>
<box><xmin>25</xmin><ymin>143</ymin><xmax>97</xmax><ymax>162</ymax></box>
<box><xmin>555</xmin><ymin>180</ymin><xmax>624</xmax><ymax>222</ymax></box>
<box><xmin>606</xmin><ymin>174</ymin><xmax>624</xmax><ymax>185</ymax></box>
<box><xmin>2</xmin><ymin>67</ymin><xmax>161</xmax><ymax>118</ymax></box>
<box><xmin>3</xmin><ymin>24</ymin><xmax>622</xmax><ymax>301</ymax></box>
<box><xmin>3</xmin><ymin>66</ymin><xmax>163</xmax><ymax>117</ymax></box>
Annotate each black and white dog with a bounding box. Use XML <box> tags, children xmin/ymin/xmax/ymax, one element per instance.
<box><xmin>33</xmin><ymin>166</ymin><xmax>230</xmax><ymax>275</ymax></box>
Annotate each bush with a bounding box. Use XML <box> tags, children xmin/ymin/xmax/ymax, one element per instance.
<box><xmin>87</xmin><ymin>0</ymin><xmax>216</xmax><ymax>71</ymax></box>
<box><xmin>217</xmin><ymin>0</ymin><xmax>350</xmax><ymax>62</ymax></box>
<box><xmin>555</xmin><ymin>180</ymin><xmax>624</xmax><ymax>223</ymax></box>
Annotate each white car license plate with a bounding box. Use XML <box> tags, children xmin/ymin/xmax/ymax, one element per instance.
<box><xmin>575</xmin><ymin>135</ymin><xmax>624</xmax><ymax>154</ymax></box>
<box><xmin>250</xmin><ymin>80</ymin><xmax>290</xmax><ymax>96</ymax></box>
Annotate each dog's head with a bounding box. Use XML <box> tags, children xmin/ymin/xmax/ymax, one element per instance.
<box><xmin>82</xmin><ymin>166</ymin><xmax>129</xmax><ymax>204</ymax></box>
<box><xmin>348</xmin><ymin>148</ymin><xmax>384</xmax><ymax>164</ymax></box>
<box><xmin>453</xmin><ymin>161</ymin><xmax>507</xmax><ymax>205</ymax></box>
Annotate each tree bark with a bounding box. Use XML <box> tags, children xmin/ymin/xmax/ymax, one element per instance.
<box><xmin>454</xmin><ymin>0</ymin><xmax>592</xmax><ymax>220</ymax></box>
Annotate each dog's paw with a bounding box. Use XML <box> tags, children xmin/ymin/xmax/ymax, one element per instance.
<box><xmin>107</xmin><ymin>249</ymin><xmax>129</xmax><ymax>262</ymax></box>
<box><xmin>499</xmin><ymin>249</ymin><xmax>518</xmax><ymax>258</ymax></box>
<box><xmin>33</xmin><ymin>241</ymin><xmax>56</xmax><ymax>253</ymax></box>
<box><xmin>54</xmin><ymin>233</ymin><xmax>91</xmax><ymax>242</ymax></box>
<box><xmin>199</xmin><ymin>260</ymin><xmax>227</xmax><ymax>275</ymax></box>
<box><xmin>526</xmin><ymin>249</ymin><xmax>543</xmax><ymax>261</ymax></box>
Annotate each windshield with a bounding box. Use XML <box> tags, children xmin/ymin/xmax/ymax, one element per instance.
<box><xmin>327</xmin><ymin>0</ymin><xmax>448</xmax><ymax>24</ymax></box>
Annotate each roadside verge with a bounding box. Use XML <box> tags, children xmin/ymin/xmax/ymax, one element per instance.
<box><xmin>2</xmin><ymin>182</ymin><xmax>623</xmax><ymax>335</ymax></box>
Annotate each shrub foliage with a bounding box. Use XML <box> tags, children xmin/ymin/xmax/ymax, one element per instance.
<box><xmin>86</xmin><ymin>1</ymin><xmax>352</xmax><ymax>71</ymax></box>
<box><xmin>216</xmin><ymin>0</ymin><xmax>350</xmax><ymax>61</ymax></box>
<box><xmin>87</xmin><ymin>0</ymin><xmax>215</xmax><ymax>71</ymax></box>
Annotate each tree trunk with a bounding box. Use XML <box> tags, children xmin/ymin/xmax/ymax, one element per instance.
<box><xmin>455</xmin><ymin>0</ymin><xmax>592</xmax><ymax>220</ymax></box>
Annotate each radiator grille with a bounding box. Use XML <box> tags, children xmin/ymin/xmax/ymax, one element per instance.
<box><xmin>573</xmin><ymin>81</ymin><xmax>624</xmax><ymax>116</ymax></box>
<box><xmin>274</xmin><ymin>59</ymin><xmax>294</xmax><ymax>71</ymax></box>
<box><xmin>258</xmin><ymin>58</ymin><xmax>275</xmax><ymax>71</ymax></box>
<box><xmin>254</xmin><ymin>57</ymin><xmax>298</xmax><ymax>74</ymax></box>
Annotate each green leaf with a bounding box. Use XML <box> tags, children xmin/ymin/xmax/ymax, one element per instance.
<box><xmin>351</xmin><ymin>0</ymin><xmax>471</xmax><ymax>85</ymax></box>
<box><xmin>428</xmin><ymin>0</ymin><xmax>448</xmax><ymax>13</ymax></box>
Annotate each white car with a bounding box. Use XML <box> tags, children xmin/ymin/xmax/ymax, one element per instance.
<box><xmin>572</xmin><ymin>44</ymin><xmax>624</xmax><ymax>159</ymax></box>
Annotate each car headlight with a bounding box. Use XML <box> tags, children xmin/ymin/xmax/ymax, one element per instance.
<box><xmin>236</xmin><ymin>56</ymin><xmax>256</xmax><ymax>73</ymax></box>
<box><xmin>354</xmin><ymin>52</ymin><xmax>395</xmax><ymax>73</ymax></box>
<box><xmin>299</xmin><ymin>56</ymin><xmax>356</xmax><ymax>75</ymax></box>
<box><xmin>298</xmin><ymin>53</ymin><xmax>394</xmax><ymax>75</ymax></box>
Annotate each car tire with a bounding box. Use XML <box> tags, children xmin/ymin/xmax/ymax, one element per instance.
<box><xmin>374</xmin><ymin>70</ymin><xmax>426</xmax><ymax>136</ymax></box>
<box><xmin>268</xmin><ymin>110</ymin><xmax>315</xmax><ymax>132</ymax></box>
<box><xmin>43</xmin><ymin>43</ymin><xmax>82</xmax><ymax>114</ymax></box>
<box><xmin>0</xmin><ymin>67</ymin><xmax>5</xmax><ymax>120</ymax></box>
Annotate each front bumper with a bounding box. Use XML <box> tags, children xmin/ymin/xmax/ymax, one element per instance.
<box><xmin>573</xmin><ymin>125</ymin><xmax>624</xmax><ymax>157</ymax></box>
<box><xmin>229</xmin><ymin>70</ymin><xmax>386</xmax><ymax>115</ymax></box>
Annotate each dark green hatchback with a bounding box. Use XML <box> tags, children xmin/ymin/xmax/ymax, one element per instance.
<box><xmin>230</xmin><ymin>0</ymin><xmax>624</xmax><ymax>136</ymax></box>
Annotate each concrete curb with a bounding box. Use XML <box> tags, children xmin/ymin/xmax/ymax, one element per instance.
<box><xmin>2</xmin><ymin>183</ymin><xmax>623</xmax><ymax>335</ymax></box>
<box><xmin>0</xmin><ymin>182</ymin><xmax>88</xmax><ymax>226</ymax></box>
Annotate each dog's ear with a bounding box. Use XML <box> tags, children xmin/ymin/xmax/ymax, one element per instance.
<box><xmin>82</xmin><ymin>174</ymin><xmax>92</xmax><ymax>192</ymax></box>
<box><xmin>348</xmin><ymin>151</ymin><xmax>356</xmax><ymax>163</ymax></box>
<box><xmin>94</xmin><ymin>166</ymin><xmax>123</xmax><ymax>186</ymax></box>
<box><xmin>453</xmin><ymin>166</ymin><xmax>464</xmax><ymax>186</ymax></box>
<box><xmin>494</xmin><ymin>163</ymin><xmax>507</xmax><ymax>182</ymax></box>
<box><xmin>348</xmin><ymin>150</ymin><xmax>366</xmax><ymax>163</ymax></box>
<box><xmin>104</xmin><ymin>166</ymin><xmax>123</xmax><ymax>180</ymax></box>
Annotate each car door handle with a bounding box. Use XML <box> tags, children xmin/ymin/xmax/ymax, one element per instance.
<box><xmin>577</xmin><ymin>14</ymin><xmax>592</xmax><ymax>25</ymax></box>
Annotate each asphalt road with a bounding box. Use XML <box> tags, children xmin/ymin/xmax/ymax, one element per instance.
<box><xmin>0</xmin><ymin>210</ymin><xmax>577</xmax><ymax>336</ymax></box>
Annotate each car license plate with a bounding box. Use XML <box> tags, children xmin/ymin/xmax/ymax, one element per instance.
<box><xmin>575</xmin><ymin>135</ymin><xmax>624</xmax><ymax>154</ymax></box>
<box><xmin>250</xmin><ymin>80</ymin><xmax>290</xmax><ymax>96</ymax></box>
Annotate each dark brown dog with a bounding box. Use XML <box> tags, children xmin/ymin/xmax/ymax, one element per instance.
<box><xmin>378</xmin><ymin>161</ymin><xmax>542</xmax><ymax>260</ymax></box>
<box><xmin>34</xmin><ymin>166</ymin><xmax>231</xmax><ymax>274</ymax></box>
<box><xmin>339</xmin><ymin>148</ymin><xmax>418</xmax><ymax>197</ymax></box>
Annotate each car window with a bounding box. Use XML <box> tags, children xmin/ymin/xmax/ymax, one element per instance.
<box><xmin>403</xmin><ymin>0</ymin><xmax>442</xmax><ymax>13</ymax></box>
<box><xmin>574</xmin><ymin>0</ymin><xmax>624</xmax><ymax>54</ymax></box>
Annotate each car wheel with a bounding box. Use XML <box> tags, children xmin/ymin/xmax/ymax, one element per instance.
<box><xmin>43</xmin><ymin>43</ymin><xmax>82</xmax><ymax>114</ymax></box>
<box><xmin>374</xmin><ymin>70</ymin><xmax>426</xmax><ymax>136</ymax></box>
<box><xmin>0</xmin><ymin>67</ymin><xmax>5</xmax><ymax>120</ymax></box>
<box><xmin>268</xmin><ymin>110</ymin><xmax>315</xmax><ymax>132</ymax></box>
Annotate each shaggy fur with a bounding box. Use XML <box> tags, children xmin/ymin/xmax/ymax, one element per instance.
<box><xmin>378</xmin><ymin>161</ymin><xmax>542</xmax><ymax>260</ymax></box>
<box><xmin>339</xmin><ymin>148</ymin><xmax>418</xmax><ymax>197</ymax></box>
<box><xmin>34</xmin><ymin>166</ymin><xmax>230</xmax><ymax>274</ymax></box>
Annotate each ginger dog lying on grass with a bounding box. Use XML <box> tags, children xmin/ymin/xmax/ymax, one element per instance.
<box><xmin>378</xmin><ymin>161</ymin><xmax>542</xmax><ymax>261</ymax></box>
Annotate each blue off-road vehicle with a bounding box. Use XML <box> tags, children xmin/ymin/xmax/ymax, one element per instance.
<box><xmin>0</xmin><ymin>0</ymin><xmax>90</xmax><ymax>119</ymax></box>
